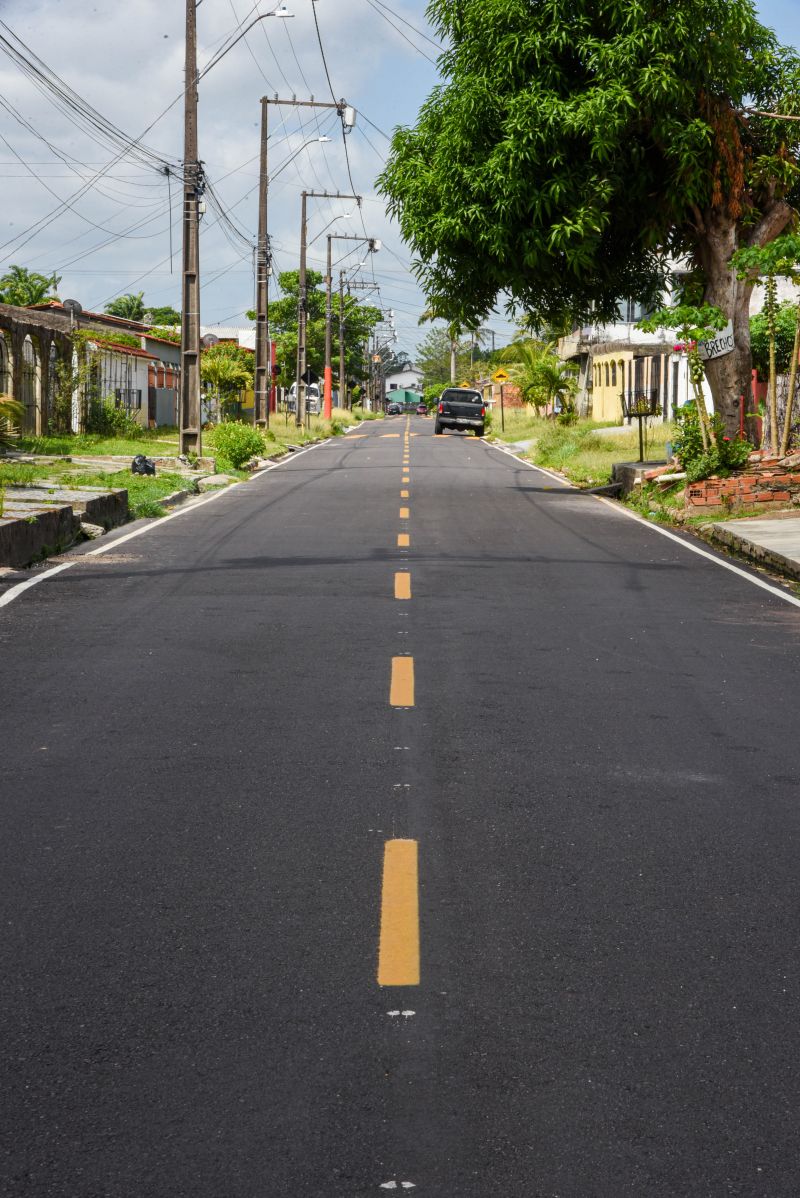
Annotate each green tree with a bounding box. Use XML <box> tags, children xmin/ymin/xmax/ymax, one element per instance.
<box><xmin>254</xmin><ymin>271</ymin><xmax>382</xmax><ymax>390</ymax></box>
<box><xmin>144</xmin><ymin>305</ymin><xmax>181</xmax><ymax>326</ymax></box>
<box><xmin>0</xmin><ymin>265</ymin><xmax>60</xmax><ymax>306</ymax></box>
<box><xmin>501</xmin><ymin>338</ymin><xmax>578</xmax><ymax>416</ymax></box>
<box><xmin>750</xmin><ymin>302</ymin><xmax>800</xmax><ymax>376</ymax></box>
<box><xmin>200</xmin><ymin>342</ymin><xmax>254</xmax><ymax>418</ymax></box>
<box><xmin>639</xmin><ymin>305</ymin><xmax>728</xmax><ymax>449</ymax></box>
<box><xmin>415</xmin><ymin>324</ymin><xmax>473</xmax><ymax>387</ymax></box>
<box><xmin>380</xmin><ymin>0</ymin><xmax>800</xmax><ymax>435</ymax></box>
<box><xmin>105</xmin><ymin>292</ymin><xmax>145</xmax><ymax>321</ymax></box>
<box><xmin>732</xmin><ymin>233</ymin><xmax>800</xmax><ymax>453</ymax></box>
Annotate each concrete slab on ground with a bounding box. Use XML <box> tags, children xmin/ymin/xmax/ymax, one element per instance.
<box><xmin>3</xmin><ymin>486</ymin><xmax>128</xmax><ymax>528</ymax></box>
<box><xmin>0</xmin><ymin>503</ymin><xmax>79</xmax><ymax>568</ymax></box>
<box><xmin>713</xmin><ymin>514</ymin><xmax>800</xmax><ymax>581</ymax></box>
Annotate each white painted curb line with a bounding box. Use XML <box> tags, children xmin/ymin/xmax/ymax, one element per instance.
<box><xmin>488</xmin><ymin>440</ymin><xmax>800</xmax><ymax>612</ymax></box>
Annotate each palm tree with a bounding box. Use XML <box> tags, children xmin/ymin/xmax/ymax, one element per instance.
<box><xmin>0</xmin><ymin>266</ymin><xmax>60</xmax><ymax>306</ymax></box>
<box><xmin>200</xmin><ymin>354</ymin><xmax>252</xmax><ymax>418</ymax></box>
<box><xmin>104</xmin><ymin>292</ymin><xmax>146</xmax><ymax>322</ymax></box>
<box><xmin>0</xmin><ymin>394</ymin><xmax>25</xmax><ymax>450</ymax></box>
<box><xmin>500</xmin><ymin>337</ymin><xmax>577</xmax><ymax>416</ymax></box>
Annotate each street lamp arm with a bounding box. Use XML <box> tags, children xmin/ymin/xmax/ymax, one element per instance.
<box><xmin>200</xmin><ymin>7</ymin><xmax>293</xmax><ymax>80</ymax></box>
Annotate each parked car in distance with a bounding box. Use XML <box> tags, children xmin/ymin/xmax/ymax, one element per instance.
<box><xmin>434</xmin><ymin>387</ymin><xmax>486</xmax><ymax>436</ymax></box>
<box><xmin>288</xmin><ymin>381</ymin><xmax>320</xmax><ymax>414</ymax></box>
<box><xmin>416</xmin><ymin>402</ymin><xmax>427</xmax><ymax>415</ymax></box>
<box><xmin>386</xmin><ymin>401</ymin><xmax>402</xmax><ymax>415</ymax></box>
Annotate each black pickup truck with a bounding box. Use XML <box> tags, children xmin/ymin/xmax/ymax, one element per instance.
<box><xmin>433</xmin><ymin>387</ymin><xmax>486</xmax><ymax>436</ymax></box>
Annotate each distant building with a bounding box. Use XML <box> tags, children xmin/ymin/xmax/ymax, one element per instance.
<box><xmin>385</xmin><ymin>365</ymin><xmax>423</xmax><ymax>394</ymax></box>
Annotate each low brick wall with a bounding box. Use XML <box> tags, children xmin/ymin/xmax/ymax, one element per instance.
<box><xmin>686</xmin><ymin>463</ymin><xmax>800</xmax><ymax>511</ymax></box>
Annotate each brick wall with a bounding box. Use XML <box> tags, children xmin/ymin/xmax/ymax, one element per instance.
<box><xmin>686</xmin><ymin>462</ymin><xmax>800</xmax><ymax>510</ymax></box>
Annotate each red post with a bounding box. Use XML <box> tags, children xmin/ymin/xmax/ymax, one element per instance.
<box><xmin>323</xmin><ymin>366</ymin><xmax>333</xmax><ymax>420</ymax></box>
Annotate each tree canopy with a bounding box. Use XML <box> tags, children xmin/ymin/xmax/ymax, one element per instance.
<box><xmin>379</xmin><ymin>0</ymin><xmax>800</xmax><ymax>430</ymax></box>
<box><xmin>256</xmin><ymin>270</ymin><xmax>382</xmax><ymax>388</ymax></box>
<box><xmin>105</xmin><ymin>292</ymin><xmax>145</xmax><ymax>321</ymax></box>
<box><xmin>0</xmin><ymin>266</ymin><xmax>59</xmax><ymax>306</ymax></box>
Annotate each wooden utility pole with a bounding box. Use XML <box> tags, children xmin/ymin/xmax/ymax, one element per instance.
<box><xmin>255</xmin><ymin>98</ymin><xmax>356</xmax><ymax>430</ymax></box>
<box><xmin>295</xmin><ymin>190</ymin><xmax>360</xmax><ymax>427</ymax></box>
<box><xmin>296</xmin><ymin>190</ymin><xmax>308</xmax><ymax>427</ymax></box>
<box><xmin>339</xmin><ymin>270</ymin><xmax>346</xmax><ymax>410</ymax></box>
<box><xmin>253</xmin><ymin>96</ymin><xmax>270</xmax><ymax>427</ymax></box>
<box><xmin>180</xmin><ymin>0</ymin><xmax>201</xmax><ymax>455</ymax></box>
<box><xmin>324</xmin><ymin>235</ymin><xmax>333</xmax><ymax>419</ymax></box>
<box><xmin>324</xmin><ymin>233</ymin><xmax>377</xmax><ymax>418</ymax></box>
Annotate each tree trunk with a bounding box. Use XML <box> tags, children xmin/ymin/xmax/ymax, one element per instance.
<box><xmin>450</xmin><ymin>339</ymin><xmax>457</xmax><ymax>383</ymax></box>
<box><xmin>696</xmin><ymin>202</ymin><xmax>793</xmax><ymax>439</ymax></box>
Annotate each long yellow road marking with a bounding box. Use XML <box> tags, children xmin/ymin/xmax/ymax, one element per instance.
<box><xmin>397</xmin><ymin>533</ymin><xmax>409</xmax><ymax>547</ymax></box>
<box><xmin>394</xmin><ymin>571</ymin><xmax>411</xmax><ymax>600</ymax></box>
<box><xmin>400</xmin><ymin>489</ymin><xmax>409</xmax><ymax>498</ymax></box>
<box><xmin>378</xmin><ymin>839</ymin><xmax>420</xmax><ymax>987</ymax></box>
<box><xmin>402</xmin><ymin>475</ymin><xmax>409</xmax><ymax>484</ymax></box>
<box><xmin>390</xmin><ymin>656</ymin><xmax>414</xmax><ymax>706</ymax></box>
<box><xmin>381</xmin><ymin>433</ymin><xmax>401</xmax><ymax>438</ymax></box>
<box><xmin>399</xmin><ymin>506</ymin><xmax>409</xmax><ymax>519</ymax></box>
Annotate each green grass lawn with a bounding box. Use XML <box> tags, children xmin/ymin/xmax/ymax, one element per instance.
<box><xmin>524</xmin><ymin>421</ymin><xmax>674</xmax><ymax>488</ymax></box>
<box><xmin>0</xmin><ymin>459</ymin><xmax>196</xmax><ymax>521</ymax></box>
<box><xmin>13</xmin><ymin>407</ymin><xmax>373</xmax><ymax>464</ymax></box>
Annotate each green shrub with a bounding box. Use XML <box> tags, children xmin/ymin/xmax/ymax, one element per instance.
<box><xmin>208</xmin><ymin>421</ymin><xmax>265</xmax><ymax>468</ymax></box>
<box><xmin>673</xmin><ymin>405</ymin><xmax>752</xmax><ymax>480</ymax></box>
<box><xmin>85</xmin><ymin>399</ymin><xmax>143</xmax><ymax>439</ymax></box>
<box><xmin>329</xmin><ymin>419</ymin><xmax>345</xmax><ymax>435</ymax></box>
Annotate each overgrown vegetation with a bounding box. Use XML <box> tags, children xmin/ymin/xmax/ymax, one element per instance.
<box><xmin>522</xmin><ymin>420</ymin><xmax>674</xmax><ymax>488</ymax></box>
<box><xmin>205</xmin><ymin>421</ymin><xmax>265</xmax><ymax>469</ymax></box>
<box><xmin>672</xmin><ymin>405</ymin><xmax>753</xmax><ymax>481</ymax></box>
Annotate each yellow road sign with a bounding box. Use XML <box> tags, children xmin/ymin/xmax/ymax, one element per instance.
<box><xmin>492</xmin><ymin>369</ymin><xmax>510</xmax><ymax>383</ymax></box>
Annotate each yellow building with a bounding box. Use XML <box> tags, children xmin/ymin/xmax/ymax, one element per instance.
<box><xmin>590</xmin><ymin>351</ymin><xmax>672</xmax><ymax>423</ymax></box>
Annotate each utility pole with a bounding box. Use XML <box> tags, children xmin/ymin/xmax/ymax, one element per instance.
<box><xmin>295</xmin><ymin>189</ymin><xmax>360</xmax><ymax>427</ymax></box>
<box><xmin>296</xmin><ymin>189</ymin><xmax>308</xmax><ymax>427</ymax></box>
<box><xmin>180</xmin><ymin>0</ymin><xmax>201</xmax><ymax>455</ymax></box>
<box><xmin>253</xmin><ymin>96</ymin><xmax>270</xmax><ymax>427</ymax></box>
<box><xmin>324</xmin><ymin>233</ymin><xmax>380</xmax><ymax>418</ymax></box>
<box><xmin>339</xmin><ymin>269</ymin><xmax>346</xmax><ymax>410</ymax></box>
<box><xmin>254</xmin><ymin>98</ymin><xmax>356</xmax><ymax>430</ymax></box>
<box><xmin>325</xmin><ymin>235</ymin><xmax>333</xmax><ymax>419</ymax></box>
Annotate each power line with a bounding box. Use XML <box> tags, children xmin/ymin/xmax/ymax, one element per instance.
<box><xmin>367</xmin><ymin>0</ymin><xmax>444</xmax><ymax>52</ymax></box>
<box><xmin>362</xmin><ymin>0</ymin><xmax>439</xmax><ymax>65</ymax></box>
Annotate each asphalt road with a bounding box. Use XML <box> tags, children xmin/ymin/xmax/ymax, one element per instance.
<box><xmin>2</xmin><ymin>416</ymin><xmax>800</xmax><ymax>1196</ymax></box>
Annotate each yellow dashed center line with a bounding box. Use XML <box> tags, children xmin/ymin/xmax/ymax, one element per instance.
<box><xmin>399</xmin><ymin>506</ymin><xmax>410</xmax><ymax>519</ymax></box>
<box><xmin>394</xmin><ymin>571</ymin><xmax>411</xmax><ymax>600</ymax></box>
<box><xmin>402</xmin><ymin>475</ymin><xmax>409</xmax><ymax>484</ymax></box>
<box><xmin>390</xmin><ymin>656</ymin><xmax>414</xmax><ymax>706</ymax></box>
<box><xmin>400</xmin><ymin>489</ymin><xmax>409</xmax><ymax>499</ymax></box>
<box><xmin>378</xmin><ymin>839</ymin><xmax>420</xmax><ymax>987</ymax></box>
<box><xmin>397</xmin><ymin>533</ymin><xmax>409</xmax><ymax>547</ymax></box>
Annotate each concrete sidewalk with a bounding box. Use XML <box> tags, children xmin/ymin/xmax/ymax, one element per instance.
<box><xmin>712</xmin><ymin>512</ymin><xmax>800</xmax><ymax>581</ymax></box>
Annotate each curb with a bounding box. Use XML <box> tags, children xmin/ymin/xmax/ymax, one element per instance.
<box><xmin>710</xmin><ymin>523</ymin><xmax>800</xmax><ymax>583</ymax></box>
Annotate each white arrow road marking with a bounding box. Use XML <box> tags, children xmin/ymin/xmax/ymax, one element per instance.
<box><xmin>380</xmin><ymin>1184</ymin><xmax>416</xmax><ymax>1191</ymax></box>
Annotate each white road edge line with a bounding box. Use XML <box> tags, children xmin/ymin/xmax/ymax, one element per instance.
<box><xmin>0</xmin><ymin>440</ymin><xmax>328</xmax><ymax>611</ymax></box>
<box><xmin>488</xmin><ymin>440</ymin><xmax>800</xmax><ymax>612</ymax></box>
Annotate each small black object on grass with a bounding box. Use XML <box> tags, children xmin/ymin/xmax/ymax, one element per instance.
<box><xmin>131</xmin><ymin>454</ymin><xmax>156</xmax><ymax>476</ymax></box>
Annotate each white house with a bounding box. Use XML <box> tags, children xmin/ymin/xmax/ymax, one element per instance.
<box><xmin>385</xmin><ymin>365</ymin><xmax>423</xmax><ymax>393</ymax></box>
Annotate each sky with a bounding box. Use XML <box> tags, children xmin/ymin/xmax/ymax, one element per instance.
<box><xmin>0</xmin><ymin>0</ymin><xmax>796</xmax><ymax>359</ymax></box>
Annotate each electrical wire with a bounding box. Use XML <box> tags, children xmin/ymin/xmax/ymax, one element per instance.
<box><xmin>364</xmin><ymin>0</ymin><xmax>443</xmax><ymax>57</ymax></box>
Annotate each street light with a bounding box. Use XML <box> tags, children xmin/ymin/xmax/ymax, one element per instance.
<box><xmin>181</xmin><ymin>0</ymin><xmax>295</xmax><ymax>454</ymax></box>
